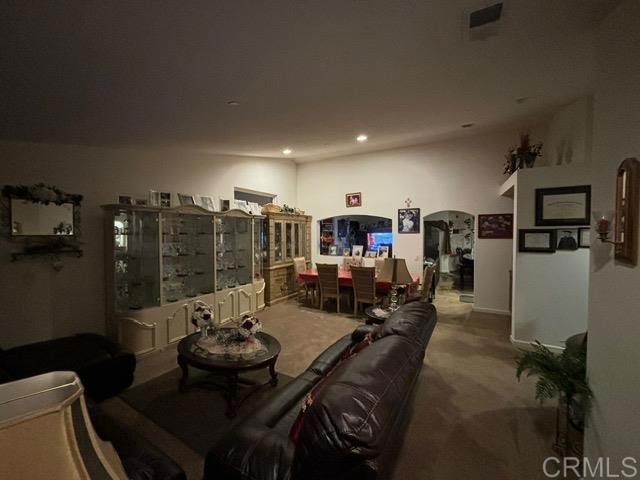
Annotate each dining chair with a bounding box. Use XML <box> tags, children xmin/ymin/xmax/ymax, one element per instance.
<box><xmin>342</xmin><ymin>256</ymin><xmax>363</xmax><ymax>271</ymax></box>
<box><xmin>350</xmin><ymin>266</ymin><xmax>379</xmax><ymax>317</ymax></box>
<box><xmin>420</xmin><ymin>265</ymin><xmax>437</xmax><ymax>302</ymax></box>
<box><xmin>293</xmin><ymin>256</ymin><xmax>315</xmax><ymax>304</ymax></box>
<box><xmin>316</xmin><ymin>263</ymin><xmax>348</xmax><ymax>313</ymax></box>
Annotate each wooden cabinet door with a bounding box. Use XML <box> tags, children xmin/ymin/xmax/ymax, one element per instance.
<box><xmin>236</xmin><ymin>285</ymin><xmax>253</xmax><ymax>317</ymax></box>
<box><xmin>216</xmin><ymin>289</ymin><xmax>235</xmax><ymax>324</ymax></box>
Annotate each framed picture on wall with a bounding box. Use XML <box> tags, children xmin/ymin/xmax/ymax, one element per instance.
<box><xmin>346</xmin><ymin>192</ymin><xmax>362</xmax><ymax>208</ymax></box>
<box><xmin>535</xmin><ymin>185</ymin><xmax>591</xmax><ymax>226</ymax></box>
<box><xmin>556</xmin><ymin>229</ymin><xmax>579</xmax><ymax>250</ymax></box>
<box><xmin>352</xmin><ymin>245</ymin><xmax>364</xmax><ymax>257</ymax></box>
<box><xmin>518</xmin><ymin>229</ymin><xmax>556</xmax><ymax>252</ymax></box>
<box><xmin>178</xmin><ymin>193</ymin><xmax>195</xmax><ymax>206</ymax></box>
<box><xmin>160</xmin><ymin>192</ymin><xmax>171</xmax><ymax>208</ymax></box>
<box><xmin>478</xmin><ymin>213</ymin><xmax>513</xmax><ymax>238</ymax></box>
<box><xmin>578</xmin><ymin>227</ymin><xmax>591</xmax><ymax>248</ymax></box>
<box><xmin>198</xmin><ymin>195</ymin><xmax>216</xmax><ymax>212</ymax></box>
<box><xmin>377</xmin><ymin>245</ymin><xmax>389</xmax><ymax>258</ymax></box>
<box><xmin>398</xmin><ymin>208</ymin><xmax>420</xmax><ymax>233</ymax></box>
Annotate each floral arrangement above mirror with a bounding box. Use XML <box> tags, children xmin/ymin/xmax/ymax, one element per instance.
<box><xmin>1</xmin><ymin>183</ymin><xmax>84</xmax><ymax>270</ymax></box>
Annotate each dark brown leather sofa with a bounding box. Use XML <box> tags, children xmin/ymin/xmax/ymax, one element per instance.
<box><xmin>204</xmin><ymin>301</ymin><xmax>437</xmax><ymax>480</ymax></box>
<box><xmin>0</xmin><ymin>333</ymin><xmax>135</xmax><ymax>401</ymax></box>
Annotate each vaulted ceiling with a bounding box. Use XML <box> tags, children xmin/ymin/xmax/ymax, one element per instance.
<box><xmin>0</xmin><ymin>0</ymin><xmax>620</xmax><ymax>161</ymax></box>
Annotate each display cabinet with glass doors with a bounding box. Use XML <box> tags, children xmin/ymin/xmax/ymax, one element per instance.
<box><xmin>263</xmin><ymin>212</ymin><xmax>312</xmax><ymax>305</ymax></box>
<box><xmin>103</xmin><ymin>205</ymin><xmax>265</xmax><ymax>356</ymax></box>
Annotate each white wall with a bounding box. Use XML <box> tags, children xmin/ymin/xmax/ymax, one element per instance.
<box><xmin>544</xmin><ymin>96</ymin><xmax>594</xmax><ymax>167</ymax></box>
<box><xmin>585</xmin><ymin>0</ymin><xmax>640</xmax><ymax>464</ymax></box>
<box><xmin>511</xmin><ymin>165</ymin><xmax>591</xmax><ymax>348</ymax></box>
<box><xmin>296</xmin><ymin>128</ymin><xmax>532</xmax><ymax>315</ymax></box>
<box><xmin>0</xmin><ymin>141</ymin><xmax>296</xmax><ymax>348</ymax></box>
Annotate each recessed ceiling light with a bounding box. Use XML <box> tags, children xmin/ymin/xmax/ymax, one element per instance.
<box><xmin>461</xmin><ymin>123</ymin><xmax>474</xmax><ymax>128</ymax></box>
<box><xmin>282</xmin><ymin>148</ymin><xmax>292</xmax><ymax>155</ymax></box>
<box><xmin>226</xmin><ymin>100</ymin><xmax>240</xmax><ymax>106</ymax></box>
<box><xmin>356</xmin><ymin>134</ymin><xmax>368</xmax><ymax>143</ymax></box>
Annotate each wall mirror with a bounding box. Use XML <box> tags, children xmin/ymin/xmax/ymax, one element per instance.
<box><xmin>11</xmin><ymin>199</ymin><xmax>75</xmax><ymax>236</ymax></box>
<box><xmin>1</xmin><ymin>183</ymin><xmax>83</xmax><ymax>268</ymax></box>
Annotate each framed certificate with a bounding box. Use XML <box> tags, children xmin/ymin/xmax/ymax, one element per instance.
<box><xmin>518</xmin><ymin>229</ymin><xmax>556</xmax><ymax>252</ymax></box>
<box><xmin>535</xmin><ymin>186</ymin><xmax>590</xmax><ymax>226</ymax></box>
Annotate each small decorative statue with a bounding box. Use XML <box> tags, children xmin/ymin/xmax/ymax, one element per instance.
<box><xmin>191</xmin><ymin>300</ymin><xmax>215</xmax><ymax>339</ymax></box>
<box><xmin>238</xmin><ymin>315</ymin><xmax>262</xmax><ymax>339</ymax></box>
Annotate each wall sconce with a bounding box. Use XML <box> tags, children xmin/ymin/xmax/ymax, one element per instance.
<box><xmin>596</xmin><ymin>158</ymin><xmax>639</xmax><ymax>266</ymax></box>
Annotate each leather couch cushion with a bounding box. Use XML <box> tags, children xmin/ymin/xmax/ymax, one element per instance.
<box><xmin>379</xmin><ymin>302</ymin><xmax>437</xmax><ymax>342</ymax></box>
<box><xmin>293</xmin><ymin>333</ymin><xmax>426</xmax><ymax>478</ymax></box>
<box><xmin>90</xmin><ymin>407</ymin><xmax>186</xmax><ymax>480</ymax></box>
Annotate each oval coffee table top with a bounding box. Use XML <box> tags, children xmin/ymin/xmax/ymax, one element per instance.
<box><xmin>178</xmin><ymin>330</ymin><xmax>281</xmax><ymax>371</ymax></box>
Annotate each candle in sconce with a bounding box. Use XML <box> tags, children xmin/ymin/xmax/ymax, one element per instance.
<box><xmin>597</xmin><ymin>216</ymin><xmax>610</xmax><ymax>238</ymax></box>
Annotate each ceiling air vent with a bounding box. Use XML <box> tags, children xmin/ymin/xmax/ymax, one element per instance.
<box><xmin>464</xmin><ymin>2</ymin><xmax>505</xmax><ymax>41</ymax></box>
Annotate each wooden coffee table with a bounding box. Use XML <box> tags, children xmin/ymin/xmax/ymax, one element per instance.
<box><xmin>177</xmin><ymin>331</ymin><xmax>281</xmax><ymax>417</ymax></box>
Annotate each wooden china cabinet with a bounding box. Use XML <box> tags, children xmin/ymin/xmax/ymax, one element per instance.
<box><xmin>263</xmin><ymin>212</ymin><xmax>312</xmax><ymax>305</ymax></box>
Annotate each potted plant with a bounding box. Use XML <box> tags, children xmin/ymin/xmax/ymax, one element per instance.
<box><xmin>515</xmin><ymin>338</ymin><xmax>592</xmax><ymax>455</ymax></box>
<box><xmin>504</xmin><ymin>131</ymin><xmax>543</xmax><ymax>174</ymax></box>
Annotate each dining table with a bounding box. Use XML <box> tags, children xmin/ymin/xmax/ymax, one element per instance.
<box><xmin>297</xmin><ymin>268</ymin><xmax>420</xmax><ymax>295</ymax></box>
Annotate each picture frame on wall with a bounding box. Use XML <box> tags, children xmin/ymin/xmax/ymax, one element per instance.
<box><xmin>352</xmin><ymin>245</ymin><xmax>364</xmax><ymax>257</ymax></box>
<box><xmin>345</xmin><ymin>192</ymin><xmax>362</xmax><ymax>208</ymax></box>
<box><xmin>177</xmin><ymin>193</ymin><xmax>195</xmax><ymax>206</ymax></box>
<box><xmin>148</xmin><ymin>190</ymin><xmax>161</xmax><ymax>207</ymax></box>
<box><xmin>518</xmin><ymin>229</ymin><xmax>556</xmax><ymax>253</ymax></box>
<box><xmin>377</xmin><ymin>245</ymin><xmax>389</xmax><ymax>258</ymax></box>
<box><xmin>578</xmin><ymin>227</ymin><xmax>591</xmax><ymax>248</ymax></box>
<box><xmin>398</xmin><ymin>208</ymin><xmax>420</xmax><ymax>233</ymax></box>
<box><xmin>556</xmin><ymin>228</ymin><xmax>579</xmax><ymax>251</ymax></box>
<box><xmin>478</xmin><ymin>213</ymin><xmax>513</xmax><ymax>239</ymax></box>
<box><xmin>198</xmin><ymin>195</ymin><xmax>216</xmax><ymax>212</ymax></box>
<box><xmin>160</xmin><ymin>192</ymin><xmax>171</xmax><ymax>208</ymax></box>
<box><xmin>535</xmin><ymin>185</ymin><xmax>591</xmax><ymax>226</ymax></box>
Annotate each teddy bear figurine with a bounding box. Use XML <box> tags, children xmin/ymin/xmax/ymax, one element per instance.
<box><xmin>191</xmin><ymin>300</ymin><xmax>215</xmax><ymax>339</ymax></box>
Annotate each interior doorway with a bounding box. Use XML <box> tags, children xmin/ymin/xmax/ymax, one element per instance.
<box><xmin>423</xmin><ymin>211</ymin><xmax>475</xmax><ymax>303</ymax></box>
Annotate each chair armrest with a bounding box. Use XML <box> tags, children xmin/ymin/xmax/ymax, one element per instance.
<box><xmin>351</xmin><ymin>325</ymin><xmax>376</xmax><ymax>343</ymax></box>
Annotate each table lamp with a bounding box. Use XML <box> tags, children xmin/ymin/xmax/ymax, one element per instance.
<box><xmin>0</xmin><ymin>371</ymin><xmax>127</xmax><ymax>479</ymax></box>
<box><xmin>379</xmin><ymin>257</ymin><xmax>414</xmax><ymax>311</ymax></box>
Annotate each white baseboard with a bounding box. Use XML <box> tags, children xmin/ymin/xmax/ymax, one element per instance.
<box><xmin>471</xmin><ymin>306</ymin><xmax>511</xmax><ymax>316</ymax></box>
<box><xmin>510</xmin><ymin>335</ymin><xmax>564</xmax><ymax>353</ymax></box>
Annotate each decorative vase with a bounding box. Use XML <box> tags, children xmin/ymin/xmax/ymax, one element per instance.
<box><xmin>523</xmin><ymin>152</ymin><xmax>537</xmax><ymax>168</ymax></box>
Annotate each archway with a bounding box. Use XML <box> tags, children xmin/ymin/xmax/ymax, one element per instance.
<box><xmin>423</xmin><ymin>210</ymin><xmax>475</xmax><ymax>303</ymax></box>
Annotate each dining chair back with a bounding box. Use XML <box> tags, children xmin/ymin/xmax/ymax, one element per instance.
<box><xmin>293</xmin><ymin>257</ymin><xmax>307</xmax><ymax>277</ymax></box>
<box><xmin>420</xmin><ymin>265</ymin><xmax>437</xmax><ymax>302</ymax></box>
<box><xmin>342</xmin><ymin>256</ymin><xmax>363</xmax><ymax>271</ymax></box>
<box><xmin>316</xmin><ymin>263</ymin><xmax>342</xmax><ymax>313</ymax></box>
<box><xmin>293</xmin><ymin>256</ymin><xmax>314</xmax><ymax>304</ymax></box>
<box><xmin>351</xmin><ymin>266</ymin><xmax>378</xmax><ymax>316</ymax></box>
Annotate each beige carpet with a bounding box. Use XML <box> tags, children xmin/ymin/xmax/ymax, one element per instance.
<box><xmin>101</xmin><ymin>282</ymin><xmax>556</xmax><ymax>480</ymax></box>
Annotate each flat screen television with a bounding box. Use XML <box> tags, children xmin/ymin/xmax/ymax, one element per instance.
<box><xmin>367</xmin><ymin>232</ymin><xmax>393</xmax><ymax>253</ymax></box>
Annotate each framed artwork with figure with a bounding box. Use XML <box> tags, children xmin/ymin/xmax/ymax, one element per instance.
<box><xmin>398</xmin><ymin>208</ymin><xmax>420</xmax><ymax>233</ymax></box>
<box><xmin>478</xmin><ymin>214</ymin><xmax>513</xmax><ymax>238</ymax></box>
<box><xmin>346</xmin><ymin>192</ymin><xmax>362</xmax><ymax>208</ymax></box>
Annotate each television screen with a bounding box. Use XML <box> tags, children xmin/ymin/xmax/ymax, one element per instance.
<box><xmin>367</xmin><ymin>232</ymin><xmax>393</xmax><ymax>252</ymax></box>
